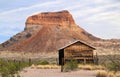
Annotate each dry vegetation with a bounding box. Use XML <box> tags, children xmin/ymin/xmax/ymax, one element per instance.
<box><xmin>0</xmin><ymin>40</ymin><xmax>120</xmax><ymax>77</ymax></box>
<box><xmin>93</xmin><ymin>40</ymin><xmax>120</xmax><ymax>56</ymax></box>
<box><xmin>96</xmin><ymin>70</ymin><xmax>120</xmax><ymax>77</ymax></box>
<box><xmin>0</xmin><ymin>51</ymin><xmax>58</xmax><ymax>64</ymax></box>
<box><xmin>30</xmin><ymin>64</ymin><xmax>105</xmax><ymax>70</ymax></box>
<box><xmin>78</xmin><ymin>65</ymin><xmax>105</xmax><ymax>70</ymax></box>
<box><xmin>31</xmin><ymin>64</ymin><xmax>60</xmax><ymax>69</ymax></box>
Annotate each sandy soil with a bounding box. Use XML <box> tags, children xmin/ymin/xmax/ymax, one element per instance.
<box><xmin>19</xmin><ymin>68</ymin><xmax>97</xmax><ymax>77</ymax></box>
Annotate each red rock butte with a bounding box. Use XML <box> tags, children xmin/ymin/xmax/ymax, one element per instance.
<box><xmin>0</xmin><ymin>10</ymin><xmax>100</xmax><ymax>52</ymax></box>
<box><xmin>25</xmin><ymin>10</ymin><xmax>76</xmax><ymax>29</ymax></box>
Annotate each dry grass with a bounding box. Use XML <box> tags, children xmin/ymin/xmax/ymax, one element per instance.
<box><xmin>78</xmin><ymin>64</ymin><xmax>105</xmax><ymax>70</ymax></box>
<box><xmin>30</xmin><ymin>64</ymin><xmax>60</xmax><ymax>69</ymax></box>
<box><xmin>96</xmin><ymin>70</ymin><xmax>108</xmax><ymax>77</ymax></box>
<box><xmin>116</xmin><ymin>73</ymin><xmax>120</xmax><ymax>77</ymax></box>
<box><xmin>0</xmin><ymin>51</ymin><xmax>58</xmax><ymax>63</ymax></box>
<box><xmin>31</xmin><ymin>64</ymin><xmax>36</xmax><ymax>69</ymax></box>
<box><xmin>78</xmin><ymin>65</ymin><xmax>93</xmax><ymax>70</ymax></box>
<box><xmin>30</xmin><ymin>64</ymin><xmax>105</xmax><ymax>70</ymax></box>
<box><xmin>107</xmin><ymin>72</ymin><xmax>115</xmax><ymax>77</ymax></box>
<box><xmin>96</xmin><ymin>70</ymin><xmax>120</xmax><ymax>77</ymax></box>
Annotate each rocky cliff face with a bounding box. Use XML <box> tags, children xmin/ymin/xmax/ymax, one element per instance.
<box><xmin>25</xmin><ymin>10</ymin><xmax>76</xmax><ymax>29</ymax></box>
<box><xmin>0</xmin><ymin>10</ymin><xmax>100</xmax><ymax>52</ymax></box>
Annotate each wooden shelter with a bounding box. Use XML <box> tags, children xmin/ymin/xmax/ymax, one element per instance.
<box><xmin>58</xmin><ymin>40</ymin><xmax>96</xmax><ymax>65</ymax></box>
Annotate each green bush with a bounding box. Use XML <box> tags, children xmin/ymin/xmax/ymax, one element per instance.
<box><xmin>0</xmin><ymin>60</ymin><xmax>29</xmax><ymax>77</ymax></box>
<box><xmin>106</xmin><ymin>63</ymin><xmax>120</xmax><ymax>73</ymax></box>
<box><xmin>107</xmin><ymin>63</ymin><xmax>116</xmax><ymax>70</ymax></box>
<box><xmin>63</xmin><ymin>60</ymin><xmax>78</xmax><ymax>72</ymax></box>
<box><xmin>36</xmin><ymin>60</ymin><xmax>49</xmax><ymax>65</ymax></box>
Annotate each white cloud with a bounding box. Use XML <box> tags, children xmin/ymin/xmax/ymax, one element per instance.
<box><xmin>94</xmin><ymin>0</ymin><xmax>110</xmax><ymax>3</ymax></box>
<box><xmin>0</xmin><ymin>0</ymin><xmax>63</xmax><ymax>15</ymax></box>
<box><xmin>71</xmin><ymin>2</ymin><xmax>120</xmax><ymax>18</ymax></box>
<box><xmin>85</xmin><ymin>10</ymin><xmax>119</xmax><ymax>21</ymax></box>
<box><xmin>0</xmin><ymin>0</ymin><xmax>120</xmax><ymax>43</ymax></box>
<box><xmin>69</xmin><ymin>1</ymin><xmax>120</xmax><ymax>28</ymax></box>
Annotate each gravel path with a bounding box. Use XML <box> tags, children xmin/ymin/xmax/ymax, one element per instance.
<box><xmin>19</xmin><ymin>68</ymin><xmax>97</xmax><ymax>77</ymax></box>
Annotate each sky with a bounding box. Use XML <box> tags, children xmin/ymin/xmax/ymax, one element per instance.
<box><xmin>0</xmin><ymin>0</ymin><xmax>120</xmax><ymax>43</ymax></box>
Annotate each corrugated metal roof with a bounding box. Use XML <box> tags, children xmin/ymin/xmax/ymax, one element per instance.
<box><xmin>58</xmin><ymin>40</ymin><xmax>95</xmax><ymax>50</ymax></box>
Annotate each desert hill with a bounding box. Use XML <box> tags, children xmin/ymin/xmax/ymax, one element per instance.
<box><xmin>0</xmin><ymin>10</ymin><xmax>115</xmax><ymax>53</ymax></box>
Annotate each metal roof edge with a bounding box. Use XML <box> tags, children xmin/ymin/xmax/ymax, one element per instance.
<box><xmin>58</xmin><ymin>40</ymin><xmax>95</xmax><ymax>50</ymax></box>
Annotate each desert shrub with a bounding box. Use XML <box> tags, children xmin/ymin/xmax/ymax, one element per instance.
<box><xmin>0</xmin><ymin>60</ymin><xmax>16</xmax><ymax>77</ymax></box>
<box><xmin>63</xmin><ymin>60</ymin><xmax>78</xmax><ymax>72</ymax></box>
<box><xmin>0</xmin><ymin>60</ymin><xmax>29</xmax><ymax>77</ymax></box>
<box><xmin>104</xmin><ymin>54</ymin><xmax>120</xmax><ymax>73</ymax></box>
<box><xmin>107</xmin><ymin>72</ymin><xmax>115</xmax><ymax>77</ymax></box>
<box><xmin>106</xmin><ymin>63</ymin><xmax>120</xmax><ymax>73</ymax></box>
<box><xmin>107</xmin><ymin>63</ymin><xmax>115</xmax><ymax>70</ymax></box>
<box><xmin>36</xmin><ymin>60</ymin><xmax>49</xmax><ymax>65</ymax></box>
<box><xmin>96</xmin><ymin>71</ymin><xmax>107</xmax><ymax>77</ymax></box>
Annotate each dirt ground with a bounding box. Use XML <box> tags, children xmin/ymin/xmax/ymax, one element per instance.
<box><xmin>19</xmin><ymin>67</ymin><xmax>97</xmax><ymax>77</ymax></box>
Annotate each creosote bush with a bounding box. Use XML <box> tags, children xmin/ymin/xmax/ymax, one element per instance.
<box><xmin>104</xmin><ymin>54</ymin><xmax>120</xmax><ymax>73</ymax></box>
<box><xmin>63</xmin><ymin>60</ymin><xmax>78</xmax><ymax>72</ymax></box>
<box><xmin>0</xmin><ymin>59</ymin><xmax>29</xmax><ymax>77</ymax></box>
<box><xmin>106</xmin><ymin>63</ymin><xmax>120</xmax><ymax>73</ymax></box>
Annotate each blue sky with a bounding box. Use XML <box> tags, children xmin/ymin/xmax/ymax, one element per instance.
<box><xmin>0</xmin><ymin>0</ymin><xmax>120</xmax><ymax>43</ymax></box>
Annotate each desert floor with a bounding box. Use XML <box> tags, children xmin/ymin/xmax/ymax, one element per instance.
<box><xmin>19</xmin><ymin>67</ymin><xmax>97</xmax><ymax>77</ymax></box>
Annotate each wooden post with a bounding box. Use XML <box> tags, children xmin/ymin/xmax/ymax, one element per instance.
<box><xmin>13</xmin><ymin>59</ymin><xmax>16</xmax><ymax>63</ymax></box>
<box><xmin>61</xmin><ymin>58</ymin><xmax>64</xmax><ymax>72</ymax></box>
<box><xmin>94</xmin><ymin>52</ymin><xmax>98</xmax><ymax>65</ymax></box>
<box><xmin>93</xmin><ymin>53</ymin><xmax>99</xmax><ymax>65</ymax></box>
<box><xmin>84</xmin><ymin>58</ymin><xmax>86</xmax><ymax>64</ymax></box>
